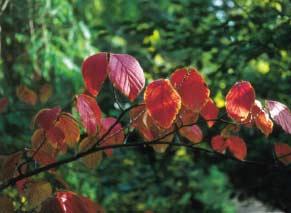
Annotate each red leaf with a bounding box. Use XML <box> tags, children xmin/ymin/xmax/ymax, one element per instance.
<box><xmin>211</xmin><ymin>135</ymin><xmax>247</xmax><ymax>160</ymax></box>
<box><xmin>226</xmin><ymin>81</ymin><xmax>255</xmax><ymax>122</ymax></box>
<box><xmin>227</xmin><ymin>136</ymin><xmax>247</xmax><ymax>160</ymax></box>
<box><xmin>200</xmin><ymin>98</ymin><xmax>219</xmax><ymax>127</ymax></box>
<box><xmin>76</xmin><ymin>94</ymin><xmax>102</xmax><ymax>135</ymax></box>
<box><xmin>266</xmin><ymin>100</ymin><xmax>291</xmax><ymax>134</ymax></box>
<box><xmin>170</xmin><ymin>68</ymin><xmax>210</xmax><ymax>112</ymax></box>
<box><xmin>179</xmin><ymin>124</ymin><xmax>203</xmax><ymax>144</ymax></box>
<box><xmin>251</xmin><ymin>100</ymin><xmax>273</xmax><ymax>136</ymax></box>
<box><xmin>274</xmin><ymin>143</ymin><xmax>291</xmax><ymax>165</ymax></box>
<box><xmin>46</xmin><ymin>126</ymin><xmax>66</xmax><ymax>152</ymax></box>
<box><xmin>0</xmin><ymin>152</ymin><xmax>22</xmax><ymax>181</ymax></box>
<box><xmin>107</xmin><ymin>53</ymin><xmax>145</xmax><ymax>101</ymax></box>
<box><xmin>82</xmin><ymin>53</ymin><xmax>108</xmax><ymax>97</ymax></box>
<box><xmin>34</xmin><ymin>107</ymin><xmax>61</xmax><ymax>130</ymax></box>
<box><xmin>99</xmin><ymin>117</ymin><xmax>124</xmax><ymax>156</ymax></box>
<box><xmin>144</xmin><ymin>79</ymin><xmax>181</xmax><ymax>129</ymax></box>
<box><xmin>16</xmin><ymin>85</ymin><xmax>37</xmax><ymax>106</ymax></box>
<box><xmin>0</xmin><ymin>97</ymin><xmax>8</xmax><ymax>113</ymax></box>
<box><xmin>177</xmin><ymin>106</ymin><xmax>199</xmax><ymax>126</ymax></box>
<box><xmin>40</xmin><ymin>191</ymin><xmax>105</xmax><ymax>213</ymax></box>
<box><xmin>211</xmin><ymin>135</ymin><xmax>228</xmax><ymax>153</ymax></box>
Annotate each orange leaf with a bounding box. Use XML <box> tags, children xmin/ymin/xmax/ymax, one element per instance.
<box><xmin>129</xmin><ymin>104</ymin><xmax>154</xmax><ymax>141</ymax></box>
<box><xmin>76</xmin><ymin>94</ymin><xmax>102</xmax><ymax>135</ymax></box>
<box><xmin>225</xmin><ymin>81</ymin><xmax>255</xmax><ymax>123</ymax></box>
<box><xmin>39</xmin><ymin>84</ymin><xmax>53</xmax><ymax>103</ymax></box>
<box><xmin>179</xmin><ymin>125</ymin><xmax>203</xmax><ymax>144</ymax></box>
<box><xmin>16</xmin><ymin>85</ymin><xmax>37</xmax><ymax>106</ymax></box>
<box><xmin>31</xmin><ymin>129</ymin><xmax>57</xmax><ymax>165</ymax></box>
<box><xmin>200</xmin><ymin>98</ymin><xmax>219</xmax><ymax>127</ymax></box>
<box><xmin>79</xmin><ymin>137</ymin><xmax>102</xmax><ymax>169</ymax></box>
<box><xmin>177</xmin><ymin>106</ymin><xmax>199</xmax><ymax>126</ymax></box>
<box><xmin>274</xmin><ymin>143</ymin><xmax>291</xmax><ymax>165</ymax></box>
<box><xmin>170</xmin><ymin>68</ymin><xmax>210</xmax><ymax>112</ymax></box>
<box><xmin>82</xmin><ymin>53</ymin><xmax>108</xmax><ymax>97</ymax></box>
<box><xmin>34</xmin><ymin>107</ymin><xmax>61</xmax><ymax>131</ymax></box>
<box><xmin>0</xmin><ymin>97</ymin><xmax>8</xmax><ymax>113</ymax></box>
<box><xmin>226</xmin><ymin>136</ymin><xmax>247</xmax><ymax>160</ymax></box>
<box><xmin>251</xmin><ymin>100</ymin><xmax>273</xmax><ymax>136</ymax></box>
<box><xmin>107</xmin><ymin>53</ymin><xmax>145</xmax><ymax>101</ymax></box>
<box><xmin>55</xmin><ymin>113</ymin><xmax>80</xmax><ymax>147</ymax></box>
<box><xmin>144</xmin><ymin>79</ymin><xmax>181</xmax><ymax>129</ymax></box>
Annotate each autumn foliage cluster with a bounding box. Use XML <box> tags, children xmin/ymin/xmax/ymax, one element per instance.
<box><xmin>0</xmin><ymin>52</ymin><xmax>290</xmax><ymax>212</ymax></box>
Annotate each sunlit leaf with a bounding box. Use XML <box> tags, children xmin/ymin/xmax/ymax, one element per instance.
<box><xmin>76</xmin><ymin>94</ymin><xmax>102</xmax><ymax>135</ymax></box>
<box><xmin>177</xmin><ymin>106</ymin><xmax>199</xmax><ymax>126</ymax></box>
<box><xmin>144</xmin><ymin>79</ymin><xmax>181</xmax><ymax>129</ymax></box>
<box><xmin>0</xmin><ymin>197</ymin><xmax>14</xmax><ymax>213</ymax></box>
<box><xmin>179</xmin><ymin>125</ymin><xmax>203</xmax><ymax>144</ymax></box>
<box><xmin>79</xmin><ymin>137</ymin><xmax>102</xmax><ymax>169</ymax></box>
<box><xmin>39</xmin><ymin>83</ymin><xmax>53</xmax><ymax>103</ymax></box>
<box><xmin>34</xmin><ymin>107</ymin><xmax>61</xmax><ymax>131</ymax></box>
<box><xmin>107</xmin><ymin>53</ymin><xmax>145</xmax><ymax>101</ymax></box>
<box><xmin>40</xmin><ymin>191</ymin><xmax>105</xmax><ymax>213</ymax></box>
<box><xmin>55</xmin><ymin>113</ymin><xmax>80</xmax><ymax>147</ymax></box>
<box><xmin>266</xmin><ymin>100</ymin><xmax>291</xmax><ymax>134</ymax></box>
<box><xmin>227</xmin><ymin>136</ymin><xmax>247</xmax><ymax>161</ymax></box>
<box><xmin>0</xmin><ymin>97</ymin><xmax>8</xmax><ymax>113</ymax></box>
<box><xmin>225</xmin><ymin>81</ymin><xmax>255</xmax><ymax>122</ymax></box>
<box><xmin>274</xmin><ymin>143</ymin><xmax>291</xmax><ymax>165</ymax></box>
<box><xmin>211</xmin><ymin>135</ymin><xmax>228</xmax><ymax>154</ymax></box>
<box><xmin>82</xmin><ymin>52</ymin><xmax>108</xmax><ymax>97</ymax></box>
<box><xmin>211</xmin><ymin>135</ymin><xmax>247</xmax><ymax>160</ymax></box>
<box><xmin>200</xmin><ymin>98</ymin><xmax>219</xmax><ymax>127</ymax></box>
<box><xmin>170</xmin><ymin>68</ymin><xmax>210</xmax><ymax>112</ymax></box>
<box><xmin>251</xmin><ymin>100</ymin><xmax>273</xmax><ymax>136</ymax></box>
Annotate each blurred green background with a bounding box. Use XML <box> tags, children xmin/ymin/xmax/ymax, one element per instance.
<box><xmin>0</xmin><ymin>0</ymin><xmax>290</xmax><ymax>212</ymax></box>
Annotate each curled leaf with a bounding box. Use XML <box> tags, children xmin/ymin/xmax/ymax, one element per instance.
<box><xmin>251</xmin><ymin>100</ymin><xmax>273</xmax><ymax>136</ymax></box>
<box><xmin>144</xmin><ymin>79</ymin><xmax>181</xmax><ymax>129</ymax></box>
<box><xmin>266</xmin><ymin>100</ymin><xmax>291</xmax><ymax>134</ymax></box>
<box><xmin>107</xmin><ymin>53</ymin><xmax>145</xmax><ymax>101</ymax></box>
<box><xmin>226</xmin><ymin>81</ymin><xmax>255</xmax><ymax>123</ymax></box>
<box><xmin>170</xmin><ymin>68</ymin><xmax>210</xmax><ymax>112</ymax></box>
<box><xmin>76</xmin><ymin>94</ymin><xmax>102</xmax><ymax>135</ymax></box>
<box><xmin>82</xmin><ymin>52</ymin><xmax>108</xmax><ymax>97</ymax></box>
